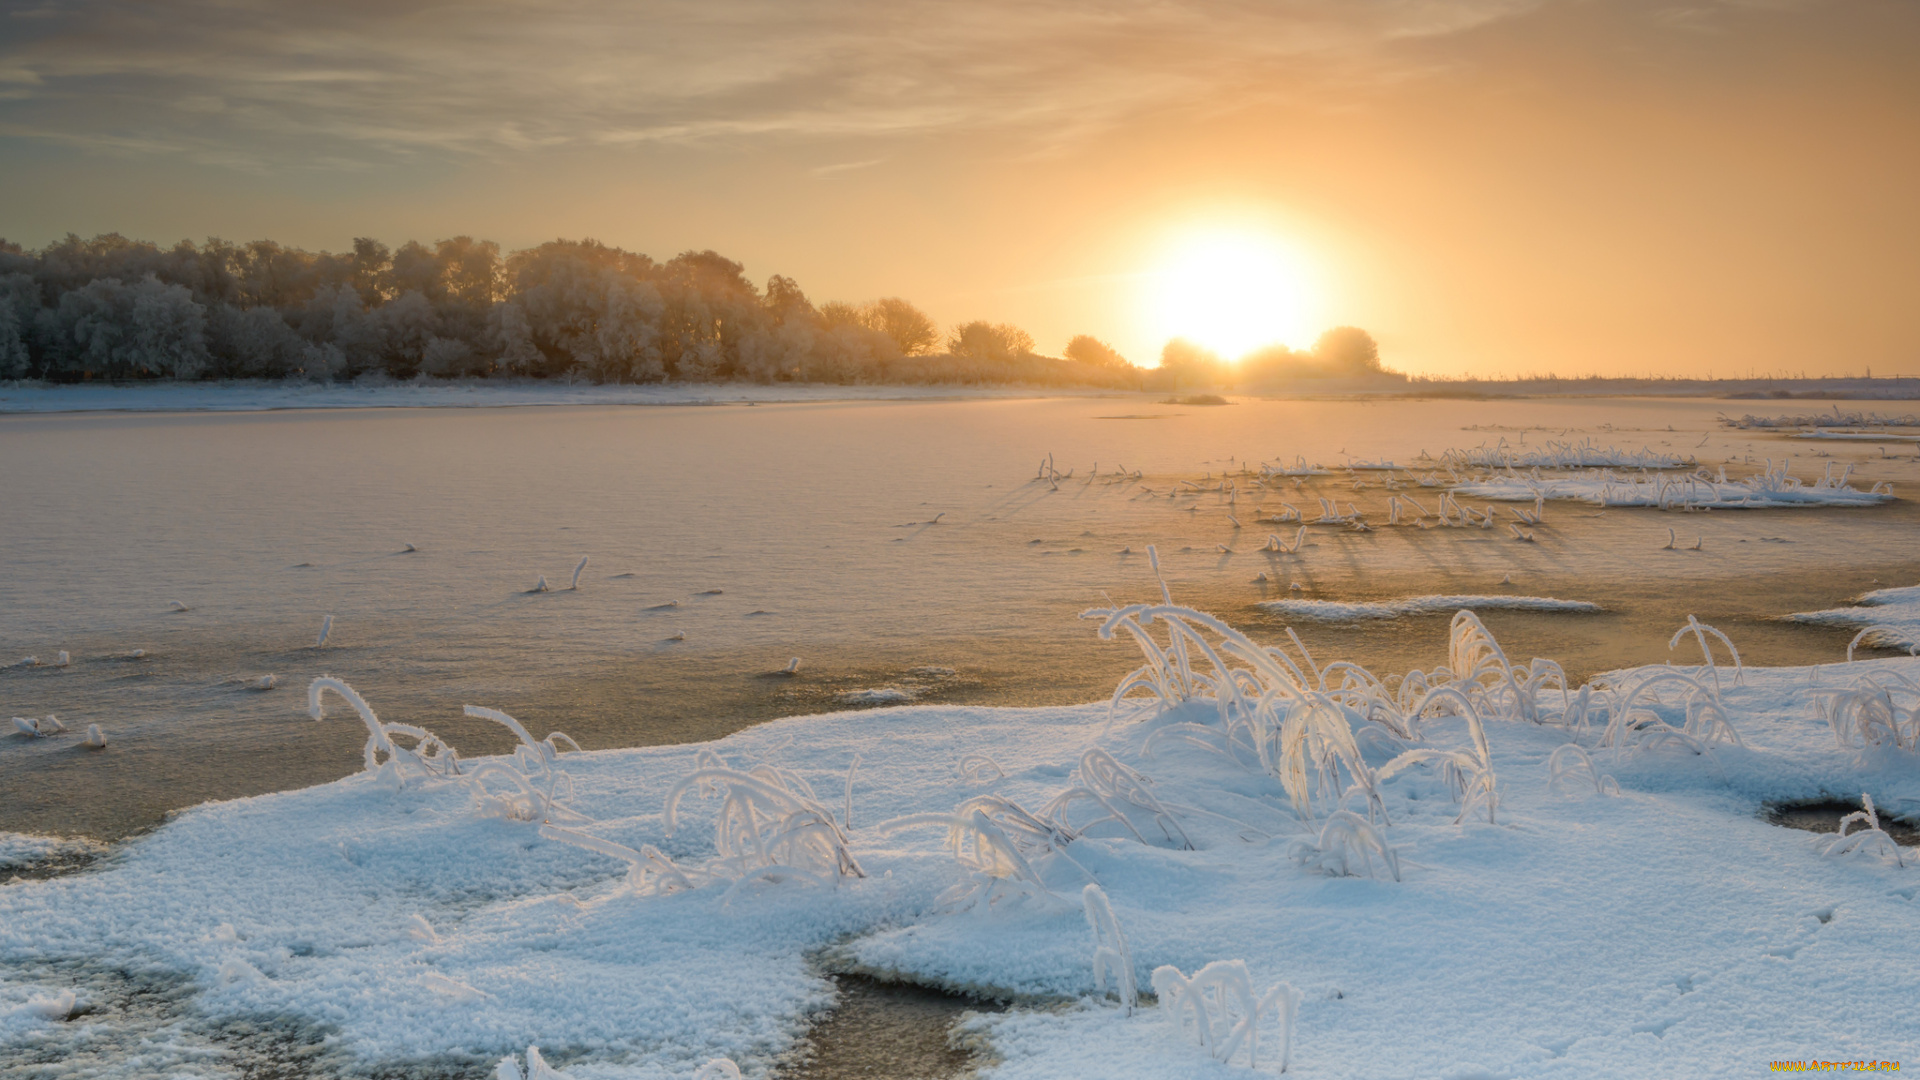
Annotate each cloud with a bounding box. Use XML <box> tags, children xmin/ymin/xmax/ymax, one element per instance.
<box><xmin>0</xmin><ymin>0</ymin><xmax>1549</xmax><ymax>168</ymax></box>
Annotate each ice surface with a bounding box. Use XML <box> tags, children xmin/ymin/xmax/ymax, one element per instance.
<box><xmin>1258</xmin><ymin>595</ymin><xmax>1601</xmax><ymax>620</ymax></box>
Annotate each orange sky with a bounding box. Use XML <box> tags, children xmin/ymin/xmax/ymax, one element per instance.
<box><xmin>2</xmin><ymin>0</ymin><xmax>1915</xmax><ymax>376</ymax></box>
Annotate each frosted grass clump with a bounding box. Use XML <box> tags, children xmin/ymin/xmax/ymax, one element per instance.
<box><xmin>1151</xmin><ymin>959</ymin><xmax>1302</xmax><ymax>1071</ymax></box>
<box><xmin>880</xmin><ymin>795</ymin><xmax>1086</xmax><ymax>913</ymax></box>
<box><xmin>658</xmin><ymin>753</ymin><xmax>866</xmax><ymax>891</ymax></box>
<box><xmin>1044</xmin><ymin>747</ymin><xmax>1194</xmax><ymax>849</ymax></box>
<box><xmin>1089</xmin><ymin>552</ymin><xmax>1578</xmax><ymax>823</ymax></box>
<box><xmin>1821</xmin><ymin>682</ymin><xmax>1920</xmax><ymax>752</ymax></box>
<box><xmin>1377</xmin><ymin>687</ymin><xmax>1500</xmax><ymax>825</ymax></box>
<box><xmin>1590</xmin><ymin>667</ymin><xmax>1742</xmax><ymax>756</ymax></box>
<box><xmin>1087</xmin><ymin>586</ymin><xmax>1381</xmax><ymax>821</ymax></box>
<box><xmin>1288</xmin><ymin>809</ymin><xmax>1401</xmax><ymax>880</ymax></box>
<box><xmin>1082</xmin><ymin>884</ymin><xmax>1137</xmax><ymax>1013</ymax></box>
<box><xmin>1546</xmin><ymin>744</ymin><xmax>1619</xmax><ymax>796</ymax></box>
<box><xmin>457</xmin><ymin>706</ymin><xmax>586</xmax><ymax>823</ymax></box>
<box><xmin>307</xmin><ymin>676</ymin><xmax>461</xmax><ymax>785</ymax></box>
<box><xmin>1813</xmin><ymin>794</ymin><xmax>1907</xmax><ymax>866</ymax></box>
<box><xmin>1443</xmin><ymin>611</ymin><xmax>1568</xmax><ymax>726</ymax></box>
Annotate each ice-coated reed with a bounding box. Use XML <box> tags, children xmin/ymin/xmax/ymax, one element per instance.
<box><xmin>1546</xmin><ymin>744</ymin><xmax>1619</xmax><ymax>795</ymax></box>
<box><xmin>1288</xmin><ymin>809</ymin><xmax>1401</xmax><ymax>879</ymax></box>
<box><xmin>1151</xmin><ymin>959</ymin><xmax>1301</xmax><ymax>1071</ymax></box>
<box><xmin>1082</xmin><ymin>884</ymin><xmax>1137</xmax><ymax>1013</ymax></box>
<box><xmin>664</xmin><ymin>756</ymin><xmax>865</xmax><ymax>884</ymax></box>
<box><xmin>1813</xmin><ymin>793</ymin><xmax>1907</xmax><ymax>866</ymax></box>
<box><xmin>494</xmin><ymin>1045</ymin><xmax>571</xmax><ymax>1079</ymax></box>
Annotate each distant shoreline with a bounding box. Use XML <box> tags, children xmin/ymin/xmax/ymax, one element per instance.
<box><xmin>0</xmin><ymin>377</ymin><xmax>1915</xmax><ymax>415</ymax></box>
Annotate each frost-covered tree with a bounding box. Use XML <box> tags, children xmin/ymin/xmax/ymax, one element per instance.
<box><xmin>1065</xmin><ymin>334</ymin><xmax>1128</xmax><ymax>368</ymax></box>
<box><xmin>206</xmin><ymin>303</ymin><xmax>307</xmax><ymax>379</ymax></box>
<box><xmin>1312</xmin><ymin>326</ymin><xmax>1382</xmax><ymax>374</ymax></box>
<box><xmin>0</xmin><ymin>274</ymin><xmax>36</xmax><ymax>379</ymax></box>
<box><xmin>40</xmin><ymin>276</ymin><xmax>209</xmax><ymax>379</ymax></box>
<box><xmin>948</xmin><ymin>320</ymin><xmax>1034</xmax><ymax>361</ymax></box>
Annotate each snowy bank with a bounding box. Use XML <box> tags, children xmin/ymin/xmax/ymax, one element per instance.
<box><xmin>2</xmin><ymin>606</ymin><xmax>1917</xmax><ymax>1079</ymax></box>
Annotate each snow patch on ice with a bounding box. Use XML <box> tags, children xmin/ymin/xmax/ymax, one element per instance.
<box><xmin>1258</xmin><ymin>595</ymin><xmax>1601</xmax><ymax>621</ymax></box>
<box><xmin>836</xmin><ymin>687</ymin><xmax>920</xmax><ymax>705</ymax></box>
<box><xmin>1787</xmin><ymin>585</ymin><xmax>1920</xmax><ymax>651</ymax></box>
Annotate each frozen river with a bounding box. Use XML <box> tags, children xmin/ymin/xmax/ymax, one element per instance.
<box><xmin>3</xmin><ymin>393</ymin><xmax>1916</xmax><ymax>839</ymax></box>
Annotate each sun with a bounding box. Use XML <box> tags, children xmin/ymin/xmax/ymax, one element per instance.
<box><xmin>1147</xmin><ymin>230</ymin><xmax>1318</xmax><ymax>360</ymax></box>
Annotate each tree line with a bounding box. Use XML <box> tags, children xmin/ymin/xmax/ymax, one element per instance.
<box><xmin>0</xmin><ymin>233</ymin><xmax>1395</xmax><ymax>389</ymax></box>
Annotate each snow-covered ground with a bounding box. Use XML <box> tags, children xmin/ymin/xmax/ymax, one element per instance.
<box><xmin>4</xmin><ymin>605</ymin><xmax>1915</xmax><ymax>1079</ymax></box>
<box><xmin>1788</xmin><ymin>585</ymin><xmax>1920</xmax><ymax>652</ymax></box>
<box><xmin>0</xmin><ymin>380</ymin><xmax>1091</xmax><ymax>414</ymax></box>
<box><xmin>1257</xmin><ymin>595</ymin><xmax>1601</xmax><ymax>621</ymax></box>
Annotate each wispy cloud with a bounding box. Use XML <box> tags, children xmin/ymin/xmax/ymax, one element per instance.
<box><xmin>0</xmin><ymin>0</ymin><xmax>1552</xmax><ymax>169</ymax></box>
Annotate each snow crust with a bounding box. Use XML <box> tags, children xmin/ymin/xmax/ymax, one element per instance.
<box><xmin>0</xmin><ymin>832</ymin><xmax>105</xmax><ymax>871</ymax></box>
<box><xmin>1788</xmin><ymin>586</ymin><xmax>1920</xmax><ymax>651</ymax></box>
<box><xmin>5</xmin><ymin>644</ymin><xmax>1919</xmax><ymax>1078</ymax></box>
<box><xmin>1257</xmin><ymin>595</ymin><xmax>1601</xmax><ymax>621</ymax></box>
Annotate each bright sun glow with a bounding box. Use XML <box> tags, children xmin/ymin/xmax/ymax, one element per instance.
<box><xmin>1147</xmin><ymin>230</ymin><xmax>1319</xmax><ymax>360</ymax></box>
